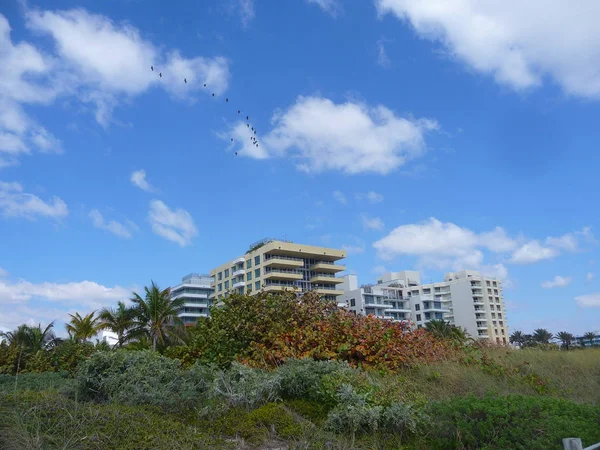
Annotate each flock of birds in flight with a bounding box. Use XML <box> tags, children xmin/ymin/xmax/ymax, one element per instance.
<box><xmin>151</xmin><ymin>65</ymin><xmax>259</xmax><ymax>156</ymax></box>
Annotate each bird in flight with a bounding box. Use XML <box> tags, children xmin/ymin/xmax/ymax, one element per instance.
<box><xmin>235</xmin><ymin>152</ymin><xmax>238</xmax><ymax>156</ymax></box>
<box><xmin>150</xmin><ymin>64</ymin><xmax>261</xmax><ymax>155</ymax></box>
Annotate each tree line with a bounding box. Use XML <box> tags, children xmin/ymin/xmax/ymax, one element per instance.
<box><xmin>509</xmin><ymin>329</ymin><xmax>597</xmax><ymax>350</ymax></box>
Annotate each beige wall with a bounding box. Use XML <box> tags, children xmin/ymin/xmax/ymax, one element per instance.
<box><xmin>210</xmin><ymin>240</ymin><xmax>346</xmax><ymax>300</ymax></box>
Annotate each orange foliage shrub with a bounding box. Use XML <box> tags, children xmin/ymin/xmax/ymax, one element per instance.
<box><xmin>243</xmin><ymin>294</ymin><xmax>454</xmax><ymax>370</ymax></box>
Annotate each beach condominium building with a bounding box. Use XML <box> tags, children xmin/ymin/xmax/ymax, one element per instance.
<box><xmin>171</xmin><ymin>273</ymin><xmax>214</xmax><ymax>326</ymax></box>
<box><xmin>209</xmin><ymin>238</ymin><xmax>346</xmax><ymax>303</ymax></box>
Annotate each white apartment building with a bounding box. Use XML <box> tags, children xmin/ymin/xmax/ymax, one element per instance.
<box><xmin>170</xmin><ymin>273</ymin><xmax>214</xmax><ymax>325</ymax></box>
<box><xmin>340</xmin><ymin>269</ymin><xmax>508</xmax><ymax>343</ymax></box>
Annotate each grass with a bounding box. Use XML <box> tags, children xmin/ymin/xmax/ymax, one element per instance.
<box><xmin>1</xmin><ymin>347</ymin><xmax>599</xmax><ymax>449</ymax></box>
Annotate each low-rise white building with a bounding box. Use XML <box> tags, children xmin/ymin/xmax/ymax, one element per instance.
<box><xmin>170</xmin><ymin>273</ymin><xmax>214</xmax><ymax>326</ymax></box>
<box><xmin>340</xmin><ymin>269</ymin><xmax>508</xmax><ymax>343</ymax></box>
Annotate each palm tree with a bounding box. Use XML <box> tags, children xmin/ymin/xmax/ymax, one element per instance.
<box><xmin>510</xmin><ymin>330</ymin><xmax>525</xmax><ymax>347</ymax></box>
<box><xmin>425</xmin><ymin>319</ymin><xmax>470</xmax><ymax>343</ymax></box>
<box><xmin>532</xmin><ymin>328</ymin><xmax>553</xmax><ymax>345</ymax></box>
<box><xmin>98</xmin><ymin>301</ymin><xmax>134</xmax><ymax>348</ymax></box>
<box><xmin>0</xmin><ymin>322</ymin><xmax>57</xmax><ymax>378</ymax></box>
<box><xmin>555</xmin><ymin>331</ymin><xmax>575</xmax><ymax>350</ymax></box>
<box><xmin>0</xmin><ymin>322</ymin><xmax>57</xmax><ymax>352</ymax></box>
<box><xmin>583</xmin><ymin>331</ymin><xmax>597</xmax><ymax>347</ymax></box>
<box><xmin>65</xmin><ymin>312</ymin><xmax>103</xmax><ymax>343</ymax></box>
<box><xmin>130</xmin><ymin>281</ymin><xmax>185</xmax><ymax>351</ymax></box>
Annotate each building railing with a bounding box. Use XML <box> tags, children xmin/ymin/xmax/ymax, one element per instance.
<box><xmin>264</xmin><ymin>254</ymin><xmax>303</xmax><ymax>262</ymax></box>
<box><xmin>563</xmin><ymin>438</ymin><xmax>600</xmax><ymax>450</ymax></box>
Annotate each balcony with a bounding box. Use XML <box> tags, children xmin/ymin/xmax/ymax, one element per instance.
<box><xmin>178</xmin><ymin>311</ymin><xmax>208</xmax><ymax>318</ymax></box>
<box><xmin>310</xmin><ymin>262</ymin><xmax>345</xmax><ymax>273</ymax></box>
<box><xmin>263</xmin><ymin>270</ymin><xmax>303</xmax><ymax>281</ymax></box>
<box><xmin>182</xmin><ymin>301</ymin><xmax>209</xmax><ymax>309</ymax></box>
<box><xmin>314</xmin><ymin>288</ymin><xmax>344</xmax><ymax>296</ymax></box>
<box><xmin>171</xmin><ymin>292</ymin><xmax>209</xmax><ymax>300</ymax></box>
<box><xmin>232</xmin><ymin>257</ymin><xmax>245</xmax><ymax>264</ymax></box>
<box><xmin>310</xmin><ymin>274</ymin><xmax>343</xmax><ymax>284</ymax></box>
<box><xmin>472</xmin><ymin>290</ymin><xmax>483</xmax><ymax>297</ymax></box>
<box><xmin>386</xmin><ymin>306</ymin><xmax>411</xmax><ymax>313</ymax></box>
<box><xmin>263</xmin><ymin>284</ymin><xmax>300</xmax><ymax>293</ymax></box>
<box><xmin>473</xmin><ymin>299</ymin><xmax>485</xmax><ymax>305</ymax></box>
<box><xmin>232</xmin><ymin>281</ymin><xmax>244</xmax><ymax>289</ymax></box>
<box><xmin>232</xmin><ymin>269</ymin><xmax>245</xmax><ymax>278</ymax></box>
<box><xmin>264</xmin><ymin>256</ymin><xmax>304</xmax><ymax>269</ymax></box>
<box><xmin>364</xmin><ymin>301</ymin><xmax>393</xmax><ymax>308</ymax></box>
<box><xmin>477</xmin><ymin>323</ymin><xmax>489</xmax><ymax>330</ymax></box>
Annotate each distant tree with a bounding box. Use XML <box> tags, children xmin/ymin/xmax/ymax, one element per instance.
<box><xmin>532</xmin><ymin>328</ymin><xmax>553</xmax><ymax>345</ymax></box>
<box><xmin>583</xmin><ymin>331</ymin><xmax>597</xmax><ymax>347</ymax></box>
<box><xmin>425</xmin><ymin>319</ymin><xmax>470</xmax><ymax>343</ymax></box>
<box><xmin>66</xmin><ymin>312</ymin><xmax>103</xmax><ymax>343</ymax></box>
<box><xmin>554</xmin><ymin>331</ymin><xmax>575</xmax><ymax>350</ymax></box>
<box><xmin>509</xmin><ymin>330</ymin><xmax>525</xmax><ymax>347</ymax></box>
<box><xmin>0</xmin><ymin>322</ymin><xmax>58</xmax><ymax>377</ymax></box>
<box><xmin>98</xmin><ymin>301</ymin><xmax>135</xmax><ymax>348</ymax></box>
<box><xmin>130</xmin><ymin>281</ymin><xmax>185</xmax><ymax>351</ymax></box>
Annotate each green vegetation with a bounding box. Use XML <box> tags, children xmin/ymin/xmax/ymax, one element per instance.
<box><xmin>1</xmin><ymin>284</ymin><xmax>599</xmax><ymax>449</ymax></box>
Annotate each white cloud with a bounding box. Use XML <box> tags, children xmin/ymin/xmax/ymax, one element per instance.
<box><xmin>377</xmin><ymin>39</ymin><xmax>391</xmax><ymax>68</ymax></box>
<box><xmin>130</xmin><ymin>169</ymin><xmax>155</xmax><ymax>192</ymax></box>
<box><xmin>541</xmin><ymin>275</ymin><xmax>572</xmax><ymax>289</ymax></box>
<box><xmin>0</xmin><ymin>267</ymin><xmax>7</xmax><ymax>277</ymax></box>
<box><xmin>372</xmin><ymin>265</ymin><xmax>389</xmax><ymax>275</ymax></box>
<box><xmin>510</xmin><ymin>228</ymin><xmax>595</xmax><ymax>264</ymax></box>
<box><xmin>0</xmin><ymin>8</ymin><xmax>230</xmax><ymax>166</ymax></box>
<box><xmin>342</xmin><ymin>244</ymin><xmax>365</xmax><ymax>255</ymax></box>
<box><xmin>510</xmin><ymin>240</ymin><xmax>559</xmax><ymax>264</ymax></box>
<box><xmin>238</xmin><ymin>0</ymin><xmax>255</xmax><ymax>28</ymax></box>
<box><xmin>0</xmin><ymin>17</ymin><xmax>62</xmax><ymax>162</ymax></box>
<box><xmin>546</xmin><ymin>227</ymin><xmax>596</xmax><ymax>251</ymax></box>
<box><xmin>307</xmin><ymin>0</ymin><xmax>341</xmax><ymax>16</ymax></box>
<box><xmin>333</xmin><ymin>190</ymin><xmax>347</xmax><ymax>204</ymax></box>
<box><xmin>361</xmin><ymin>214</ymin><xmax>385</xmax><ymax>231</ymax></box>
<box><xmin>234</xmin><ymin>96</ymin><xmax>438</xmax><ymax>175</ymax></box>
<box><xmin>89</xmin><ymin>209</ymin><xmax>136</xmax><ymax>238</ymax></box>
<box><xmin>356</xmin><ymin>191</ymin><xmax>384</xmax><ymax>203</ymax></box>
<box><xmin>375</xmin><ymin>0</ymin><xmax>600</xmax><ymax>99</ymax></box>
<box><xmin>480</xmin><ymin>263</ymin><xmax>508</xmax><ymax>281</ymax></box>
<box><xmin>586</xmin><ymin>272</ymin><xmax>595</xmax><ymax>282</ymax></box>
<box><xmin>373</xmin><ymin>218</ymin><xmax>505</xmax><ymax>270</ymax></box>
<box><xmin>0</xmin><ymin>180</ymin><xmax>68</xmax><ymax>219</ymax></box>
<box><xmin>148</xmin><ymin>200</ymin><xmax>197</xmax><ymax>247</ymax></box>
<box><xmin>0</xmin><ymin>275</ymin><xmax>133</xmax><ymax>331</ymax></box>
<box><xmin>575</xmin><ymin>293</ymin><xmax>600</xmax><ymax>308</ymax></box>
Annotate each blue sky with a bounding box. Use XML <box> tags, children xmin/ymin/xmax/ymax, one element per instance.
<box><xmin>1</xmin><ymin>0</ymin><xmax>599</xmax><ymax>336</ymax></box>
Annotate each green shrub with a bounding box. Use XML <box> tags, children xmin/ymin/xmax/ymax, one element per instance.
<box><xmin>325</xmin><ymin>384</ymin><xmax>382</xmax><ymax>438</ymax></box>
<box><xmin>0</xmin><ymin>372</ymin><xmax>72</xmax><ymax>394</ymax></box>
<box><xmin>276</xmin><ymin>358</ymin><xmax>355</xmax><ymax>401</ymax></box>
<box><xmin>0</xmin><ymin>391</ymin><xmax>224</xmax><ymax>450</ymax></box>
<box><xmin>427</xmin><ymin>394</ymin><xmax>600</xmax><ymax>449</ymax></box>
<box><xmin>214</xmin><ymin>403</ymin><xmax>303</xmax><ymax>444</ymax></box>
<box><xmin>285</xmin><ymin>399</ymin><xmax>331</xmax><ymax>423</ymax></box>
<box><xmin>211</xmin><ymin>362</ymin><xmax>281</xmax><ymax>410</ymax></box>
<box><xmin>76</xmin><ymin>350</ymin><xmax>214</xmax><ymax>411</ymax></box>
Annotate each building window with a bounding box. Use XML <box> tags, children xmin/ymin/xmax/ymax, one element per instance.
<box><xmin>247</xmin><ymin>272</ymin><xmax>252</xmax><ymax>281</ymax></box>
<box><xmin>224</xmin><ymin>269</ymin><xmax>229</xmax><ymax>278</ymax></box>
<box><xmin>486</xmin><ymin>281</ymin><xmax>491</xmax><ymax>286</ymax></box>
<box><xmin>255</xmin><ymin>269</ymin><xmax>260</xmax><ymax>278</ymax></box>
<box><xmin>415</xmin><ymin>304</ymin><xmax>420</xmax><ymax>311</ymax></box>
<box><xmin>247</xmin><ymin>284</ymin><xmax>252</xmax><ymax>292</ymax></box>
<box><xmin>493</xmin><ymin>281</ymin><xmax>497</xmax><ymax>287</ymax></box>
<box><xmin>246</xmin><ymin>259</ymin><xmax>252</xmax><ymax>269</ymax></box>
<box><xmin>491</xmin><ymin>313</ymin><xmax>496</xmax><ymax>318</ymax></box>
<box><xmin>350</xmin><ymin>298</ymin><xmax>356</xmax><ymax>307</ymax></box>
<box><xmin>218</xmin><ymin>272</ymin><xmax>222</xmax><ymax>281</ymax></box>
<box><xmin>416</xmin><ymin>314</ymin><xmax>421</xmax><ymax>322</ymax></box>
<box><xmin>218</xmin><ymin>283</ymin><xmax>222</xmax><ymax>292</ymax></box>
<box><xmin>255</xmin><ymin>281</ymin><xmax>260</xmax><ymax>291</ymax></box>
<box><xmin>254</xmin><ymin>255</ymin><xmax>260</xmax><ymax>265</ymax></box>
